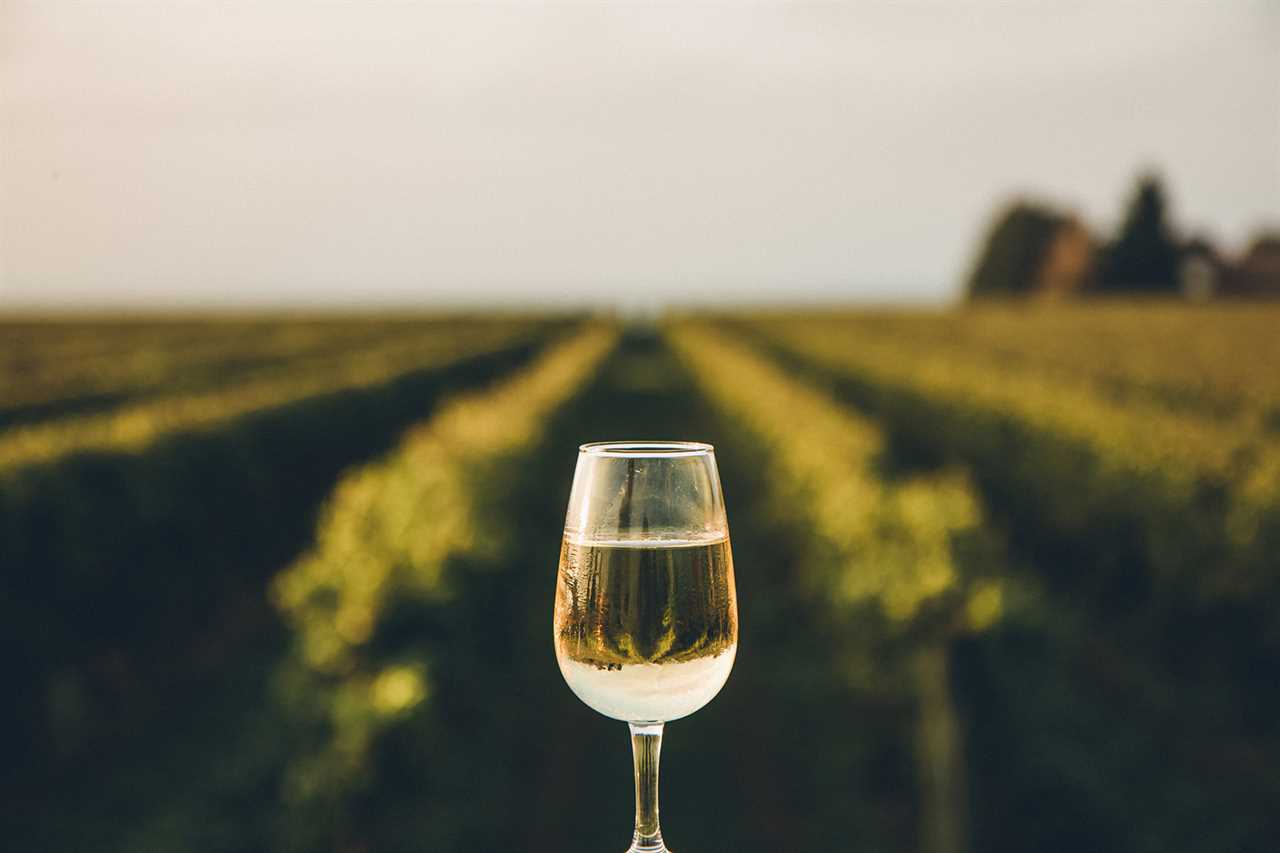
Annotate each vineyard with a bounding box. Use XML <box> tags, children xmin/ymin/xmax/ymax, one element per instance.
<box><xmin>3</xmin><ymin>304</ymin><xmax>1277</xmax><ymax>853</ymax></box>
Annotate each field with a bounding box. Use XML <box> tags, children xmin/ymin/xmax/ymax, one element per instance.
<box><xmin>2</xmin><ymin>304</ymin><xmax>1277</xmax><ymax>853</ymax></box>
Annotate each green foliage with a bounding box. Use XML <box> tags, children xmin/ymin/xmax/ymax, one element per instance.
<box><xmin>743</xmin><ymin>309</ymin><xmax>1280</xmax><ymax>616</ymax></box>
<box><xmin>8</xmin><ymin>309</ymin><xmax>1280</xmax><ymax>853</ymax></box>
<box><xmin>0</xmin><ymin>320</ymin><xmax>556</xmax><ymax>778</ymax></box>
<box><xmin>740</xmin><ymin>307</ymin><xmax>1280</xmax><ymax>850</ymax></box>
<box><xmin>268</xmin><ymin>327</ymin><xmax>616</xmax><ymax>845</ymax></box>
<box><xmin>0</xmin><ymin>318</ymin><xmax>451</xmax><ymax>428</ymax></box>
<box><xmin>965</xmin><ymin>202</ymin><xmax>1064</xmax><ymax>298</ymax></box>
<box><xmin>1098</xmin><ymin>173</ymin><xmax>1181</xmax><ymax>292</ymax></box>
<box><xmin>0</xmin><ymin>320</ymin><xmax>546</xmax><ymax>469</ymax></box>
<box><xmin>672</xmin><ymin>325</ymin><xmax>1003</xmax><ymax>653</ymax></box>
<box><xmin>673</xmin><ymin>323</ymin><xmax>1003</xmax><ymax>853</ymax></box>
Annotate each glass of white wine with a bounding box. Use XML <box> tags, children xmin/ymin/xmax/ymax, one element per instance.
<box><xmin>554</xmin><ymin>441</ymin><xmax>739</xmax><ymax>853</ymax></box>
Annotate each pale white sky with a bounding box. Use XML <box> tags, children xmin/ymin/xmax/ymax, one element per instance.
<box><xmin>2</xmin><ymin>1</ymin><xmax>1278</xmax><ymax>308</ymax></box>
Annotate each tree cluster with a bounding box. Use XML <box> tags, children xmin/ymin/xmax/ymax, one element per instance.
<box><xmin>966</xmin><ymin>173</ymin><xmax>1182</xmax><ymax>299</ymax></box>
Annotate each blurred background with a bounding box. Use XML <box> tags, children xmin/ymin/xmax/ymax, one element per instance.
<box><xmin>2</xmin><ymin>2</ymin><xmax>1279</xmax><ymax>852</ymax></box>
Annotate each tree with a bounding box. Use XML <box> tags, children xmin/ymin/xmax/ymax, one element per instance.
<box><xmin>1098</xmin><ymin>173</ymin><xmax>1180</xmax><ymax>292</ymax></box>
<box><xmin>965</xmin><ymin>201</ymin><xmax>1064</xmax><ymax>298</ymax></box>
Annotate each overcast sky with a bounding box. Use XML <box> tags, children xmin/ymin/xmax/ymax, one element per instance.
<box><xmin>2</xmin><ymin>1</ymin><xmax>1277</xmax><ymax>309</ymax></box>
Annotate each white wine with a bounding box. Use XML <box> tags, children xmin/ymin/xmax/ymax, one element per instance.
<box><xmin>554</xmin><ymin>442</ymin><xmax>736</xmax><ymax>852</ymax></box>
<box><xmin>553</xmin><ymin>535</ymin><xmax>738</xmax><ymax>723</ymax></box>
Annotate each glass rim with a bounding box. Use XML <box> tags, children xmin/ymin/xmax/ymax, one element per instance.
<box><xmin>578</xmin><ymin>440</ymin><xmax>715</xmax><ymax>458</ymax></box>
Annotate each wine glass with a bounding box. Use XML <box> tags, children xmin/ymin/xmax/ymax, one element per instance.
<box><xmin>553</xmin><ymin>441</ymin><xmax>739</xmax><ymax>853</ymax></box>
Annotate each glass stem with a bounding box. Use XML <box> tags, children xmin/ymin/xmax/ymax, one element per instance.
<box><xmin>629</xmin><ymin>722</ymin><xmax>668</xmax><ymax>852</ymax></box>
